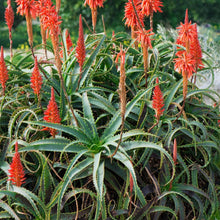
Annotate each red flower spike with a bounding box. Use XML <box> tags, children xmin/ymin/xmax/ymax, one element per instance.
<box><xmin>136</xmin><ymin>28</ymin><xmax>154</xmax><ymax>48</ymax></box>
<box><xmin>60</xmin><ymin>30</ymin><xmax>74</xmax><ymax>59</ymax></box>
<box><xmin>173</xmin><ymin>139</ymin><xmax>177</xmax><ymax>165</ymax></box>
<box><xmin>5</xmin><ymin>0</ymin><xmax>14</xmax><ymax>32</ymax></box>
<box><xmin>152</xmin><ymin>78</ymin><xmax>164</xmax><ymax>121</ymax></box>
<box><xmin>190</xmin><ymin>24</ymin><xmax>204</xmax><ymax>70</ymax></box>
<box><xmin>8</xmin><ymin>142</ymin><xmax>26</xmax><ymax>187</ymax></box>
<box><xmin>174</xmin><ymin>51</ymin><xmax>196</xmax><ymax>79</ymax></box>
<box><xmin>40</xmin><ymin>0</ymin><xmax>62</xmax><ymax>35</ymax></box>
<box><xmin>76</xmin><ymin>14</ymin><xmax>86</xmax><ymax>72</ymax></box>
<box><xmin>43</xmin><ymin>87</ymin><xmax>61</xmax><ymax>138</ymax></box>
<box><xmin>16</xmin><ymin>0</ymin><xmax>37</xmax><ymax>19</ymax></box>
<box><xmin>30</xmin><ymin>57</ymin><xmax>43</xmax><ymax>97</ymax></box>
<box><xmin>124</xmin><ymin>0</ymin><xmax>144</xmax><ymax>28</ymax></box>
<box><xmin>66</xmin><ymin>31</ymin><xmax>73</xmax><ymax>53</ymax></box>
<box><xmin>141</xmin><ymin>0</ymin><xmax>163</xmax><ymax>17</ymax></box>
<box><xmin>84</xmin><ymin>0</ymin><xmax>105</xmax><ymax>9</ymax></box>
<box><xmin>0</xmin><ymin>46</ymin><xmax>9</xmax><ymax>95</ymax></box>
<box><xmin>176</xmin><ymin>9</ymin><xmax>195</xmax><ymax>48</ymax></box>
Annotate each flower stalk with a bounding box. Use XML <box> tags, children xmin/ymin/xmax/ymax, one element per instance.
<box><xmin>30</xmin><ymin>57</ymin><xmax>43</xmax><ymax>106</ymax></box>
<box><xmin>148</xmin><ymin>77</ymin><xmax>164</xmax><ymax>132</ymax></box>
<box><xmin>84</xmin><ymin>0</ymin><xmax>105</xmax><ymax>33</ymax></box>
<box><xmin>8</xmin><ymin>142</ymin><xmax>26</xmax><ymax>187</ymax></box>
<box><xmin>43</xmin><ymin>87</ymin><xmax>61</xmax><ymax>138</ymax></box>
<box><xmin>109</xmin><ymin>46</ymin><xmax>126</xmax><ymax>158</ymax></box>
<box><xmin>0</xmin><ymin>46</ymin><xmax>9</xmax><ymax>95</ymax></box>
<box><xmin>76</xmin><ymin>14</ymin><xmax>86</xmax><ymax>91</ymax></box>
<box><xmin>5</xmin><ymin>0</ymin><xmax>14</xmax><ymax>60</ymax></box>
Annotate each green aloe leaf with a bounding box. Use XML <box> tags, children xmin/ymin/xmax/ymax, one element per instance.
<box><xmin>0</xmin><ymin>200</ymin><xmax>20</xmax><ymax>220</ymax></box>
<box><xmin>56</xmin><ymin>156</ymin><xmax>93</xmax><ymax>220</ymax></box>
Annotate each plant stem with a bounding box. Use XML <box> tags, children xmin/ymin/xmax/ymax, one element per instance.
<box><xmin>143</xmin><ymin>45</ymin><xmax>149</xmax><ymax>88</ymax></box>
<box><xmin>51</xmin><ymin>34</ymin><xmax>78</xmax><ymax>126</ymax></box>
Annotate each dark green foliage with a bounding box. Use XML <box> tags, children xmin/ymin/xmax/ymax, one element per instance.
<box><xmin>0</xmin><ymin>2</ymin><xmax>220</xmax><ymax>219</ymax></box>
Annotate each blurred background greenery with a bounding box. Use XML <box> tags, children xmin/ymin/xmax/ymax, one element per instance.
<box><xmin>0</xmin><ymin>0</ymin><xmax>220</xmax><ymax>48</ymax></box>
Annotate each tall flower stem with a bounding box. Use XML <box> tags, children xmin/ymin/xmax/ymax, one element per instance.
<box><xmin>143</xmin><ymin>45</ymin><xmax>149</xmax><ymax>88</ymax></box>
<box><xmin>173</xmin><ymin>73</ymin><xmax>187</xmax><ymax>122</ymax></box>
<box><xmin>150</xmin><ymin>13</ymin><xmax>153</xmax><ymax>30</ymax></box>
<box><xmin>40</xmin><ymin>21</ymin><xmax>48</xmax><ymax>59</ymax></box>
<box><xmin>76</xmin><ymin>14</ymin><xmax>86</xmax><ymax>91</ymax></box>
<box><xmin>131</xmin><ymin>25</ymin><xmax>138</xmax><ymax>49</ymax></box>
<box><xmin>130</xmin><ymin>0</ymin><xmax>144</xmax><ymax>29</ymax></box>
<box><xmin>9</xmin><ymin>32</ymin><xmax>13</xmax><ymax>60</ymax></box>
<box><xmin>51</xmin><ymin>33</ymin><xmax>78</xmax><ymax>127</ymax></box>
<box><xmin>91</xmin><ymin>8</ymin><xmax>97</xmax><ymax>33</ymax></box>
<box><xmin>109</xmin><ymin>46</ymin><xmax>126</xmax><ymax>158</ymax></box>
<box><xmin>25</xmin><ymin>11</ymin><xmax>34</xmax><ymax>57</ymax></box>
<box><xmin>5</xmin><ymin>0</ymin><xmax>14</xmax><ymax>60</ymax></box>
<box><xmin>148</xmin><ymin>120</ymin><xmax>159</xmax><ymax>133</ymax></box>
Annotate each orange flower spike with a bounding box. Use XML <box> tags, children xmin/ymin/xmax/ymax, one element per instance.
<box><xmin>66</xmin><ymin>31</ymin><xmax>73</xmax><ymax>53</ymax></box>
<box><xmin>30</xmin><ymin>57</ymin><xmax>43</xmax><ymax>98</ymax></box>
<box><xmin>60</xmin><ymin>30</ymin><xmax>74</xmax><ymax>59</ymax></box>
<box><xmin>190</xmin><ymin>24</ymin><xmax>204</xmax><ymax>71</ymax></box>
<box><xmin>152</xmin><ymin>78</ymin><xmax>164</xmax><ymax>121</ymax></box>
<box><xmin>141</xmin><ymin>0</ymin><xmax>163</xmax><ymax>16</ymax></box>
<box><xmin>136</xmin><ymin>28</ymin><xmax>154</xmax><ymax>48</ymax></box>
<box><xmin>5</xmin><ymin>0</ymin><xmax>14</xmax><ymax>32</ymax></box>
<box><xmin>16</xmin><ymin>0</ymin><xmax>37</xmax><ymax>18</ymax></box>
<box><xmin>176</xmin><ymin>9</ymin><xmax>195</xmax><ymax>51</ymax></box>
<box><xmin>173</xmin><ymin>139</ymin><xmax>177</xmax><ymax>165</ymax></box>
<box><xmin>0</xmin><ymin>46</ymin><xmax>9</xmax><ymax>95</ymax></box>
<box><xmin>174</xmin><ymin>51</ymin><xmax>196</xmax><ymax>79</ymax></box>
<box><xmin>40</xmin><ymin>0</ymin><xmax>62</xmax><ymax>35</ymax></box>
<box><xmin>124</xmin><ymin>0</ymin><xmax>144</xmax><ymax>28</ymax></box>
<box><xmin>141</xmin><ymin>0</ymin><xmax>163</xmax><ymax>30</ymax></box>
<box><xmin>43</xmin><ymin>87</ymin><xmax>61</xmax><ymax>138</ymax></box>
<box><xmin>8</xmin><ymin>142</ymin><xmax>26</xmax><ymax>187</ymax></box>
<box><xmin>76</xmin><ymin>14</ymin><xmax>86</xmax><ymax>73</ymax></box>
<box><xmin>5</xmin><ymin>0</ymin><xmax>14</xmax><ymax>58</ymax></box>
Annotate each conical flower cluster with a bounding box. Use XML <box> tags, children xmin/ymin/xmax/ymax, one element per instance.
<box><xmin>136</xmin><ymin>28</ymin><xmax>154</xmax><ymax>48</ymax></box>
<box><xmin>30</xmin><ymin>57</ymin><xmax>43</xmax><ymax>98</ymax></box>
<box><xmin>175</xmin><ymin>9</ymin><xmax>204</xmax><ymax>74</ymax></box>
<box><xmin>174</xmin><ymin>9</ymin><xmax>204</xmax><ymax>109</ymax></box>
<box><xmin>76</xmin><ymin>14</ymin><xmax>86</xmax><ymax>72</ymax></box>
<box><xmin>43</xmin><ymin>87</ymin><xmax>61</xmax><ymax>138</ymax></box>
<box><xmin>5</xmin><ymin>0</ymin><xmax>14</xmax><ymax>32</ymax></box>
<box><xmin>152</xmin><ymin>78</ymin><xmax>164</xmax><ymax>121</ymax></box>
<box><xmin>141</xmin><ymin>0</ymin><xmax>163</xmax><ymax>16</ymax></box>
<box><xmin>60</xmin><ymin>29</ymin><xmax>74</xmax><ymax>59</ymax></box>
<box><xmin>39</xmin><ymin>0</ymin><xmax>62</xmax><ymax>35</ymax></box>
<box><xmin>8</xmin><ymin>142</ymin><xmax>26</xmax><ymax>187</ymax></box>
<box><xmin>16</xmin><ymin>0</ymin><xmax>37</xmax><ymax>18</ymax></box>
<box><xmin>0</xmin><ymin>46</ymin><xmax>9</xmax><ymax>95</ymax></box>
<box><xmin>65</xmin><ymin>30</ymin><xmax>74</xmax><ymax>54</ymax></box>
<box><xmin>124</xmin><ymin>0</ymin><xmax>144</xmax><ymax>28</ymax></box>
<box><xmin>190</xmin><ymin>24</ymin><xmax>204</xmax><ymax>70</ymax></box>
<box><xmin>40</xmin><ymin>0</ymin><xmax>62</xmax><ymax>72</ymax></box>
<box><xmin>174</xmin><ymin>52</ymin><xmax>196</xmax><ymax>79</ymax></box>
<box><xmin>176</xmin><ymin>9</ymin><xmax>195</xmax><ymax>49</ymax></box>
